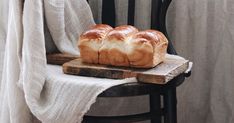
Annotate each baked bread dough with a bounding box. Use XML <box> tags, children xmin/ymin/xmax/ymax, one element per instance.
<box><xmin>78</xmin><ymin>25</ymin><xmax>168</xmax><ymax>68</ymax></box>
<box><xmin>127</xmin><ymin>30</ymin><xmax>168</xmax><ymax>68</ymax></box>
<box><xmin>99</xmin><ymin>25</ymin><xmax>138</xmax><ymax>66</ymax></box>
<box><xmin>78</xmin><ymin>24</ymin><xmax>113</xmax><ymax>63</ymax></box>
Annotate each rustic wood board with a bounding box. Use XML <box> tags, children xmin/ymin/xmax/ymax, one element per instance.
<box><xmin>47</xmin><ymin>53</ymin><xmax>79</xmax><ymax>65</ymax></box>
<box><xmin>62</xmin><ymin>55</ymin><xmax>189</xmax><ymax>84</ymax></box>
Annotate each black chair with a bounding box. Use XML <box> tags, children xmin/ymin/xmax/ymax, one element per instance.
<box><xmin>83</xmin><ymin>0</ymin><xmax>191</xmax><ymax>123</ymax></box>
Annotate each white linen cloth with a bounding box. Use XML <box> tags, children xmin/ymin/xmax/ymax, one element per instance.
<box><xmin>44</xmin><ymin>65</ymin><xmax>136</xmax><ymax>123</ymax></box>
<box><xmin>0</xmin><ymin>0</ymin><xmax>136</xmax><ymax>123</ymax></box>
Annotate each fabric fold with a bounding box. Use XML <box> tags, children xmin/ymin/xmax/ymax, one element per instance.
<box><xmin>44</xmin><ymin>0</ymin><xmax>95</xmax><ymax>55</ymax></box>
<box><xmin>1</xmin><ymin>0</ymin><xmax>136</xmax><ymax>123</ymax></box>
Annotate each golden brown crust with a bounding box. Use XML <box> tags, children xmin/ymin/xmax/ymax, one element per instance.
<box><xmin>145</xmin><ymin>30</ymin><xmax>168</xmax><ymax>44</ymax></box>
<box><xmin>79</xmin><ymin>45</ymin><xmax>99</xmax><ymax>64</ymax></box>
<box><xmin>127</xmin><ymin>38</ymin><xmax>154</xmax><ymax>68</ymax></box>
<box><xmin>133</xmin><ymin>31</ymin><xmax>157</xmax><ymax>49</ymax></box>
<box><xmin>78</xmin><ymin>24</ymin><xmax>113</xmax><ymax>64</ymax></box>
<box><xmin>99</xmin><ymin>25</ymin><xmax>138</xmax><ymax>66</ymax></box>
<box><xmin>80</xmin><ymin>24</ymin><xmax>113</xmax><ymax>41</ymax></box>
<box><xmin>127</xmin><ymin>30</ymin><xmax>168</xmax><ymax>68</ymax></box>
<box><xmin>78</xmin><ymin>24</ymin><xmax>168</xmax><ymax>68</ymax></box>
<box><xmin>106</xmin><ymin>25</ymin><xmax>138</xmax><ymax>41</ymax></box>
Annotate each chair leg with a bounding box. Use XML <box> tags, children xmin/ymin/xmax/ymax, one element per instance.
<box><xmin>163</xmin><ymin>87</ymin><xmax>177</xmax><ymax>123</ymax></box>
<box><xmin>150</xmin><ymin>92</ymin><xmax>162</xmax><ymax>123</ymax></box>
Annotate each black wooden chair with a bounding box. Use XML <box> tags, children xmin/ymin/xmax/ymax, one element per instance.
<box><xmin>83</xmin><ymin>0</ymin><xmax>191</xmax><ymax>123</ymax></box>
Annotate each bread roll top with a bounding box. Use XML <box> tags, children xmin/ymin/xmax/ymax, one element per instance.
<box><xmin>132</xmin><ymin>30</ymin><xmax>168</xmax><ymax>45</ymax></box>
<box><xmin>106</xmin><ymin>25</ymin><xmax>138</xmax><ymax>41</ymax></box>
<box><xmin>130</xmin><ymin>38</ymin><xmax>154</xmax><ymax>52</ymax></box>
<box><xmin>143</xmin><ymin>30</ymin><xmax>168</xmax><ymax>44</ymax></box>
<box><xmin>80</xmin><ymin>24</ymin><xmax>113</xmax><ymax>41</ymax></box>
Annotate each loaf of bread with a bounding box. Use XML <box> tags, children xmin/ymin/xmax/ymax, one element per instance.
<box><xmin>78</xmin><ymin>24</ymin><xmax>168</xmax><ymax>68</ymax></box>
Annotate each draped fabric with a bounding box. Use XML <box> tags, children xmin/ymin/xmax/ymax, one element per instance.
<box><xmin>0</xmin><ymin>0</ymin><xmax>233</xmax><ymax>123</ymax></box>
<box><xmin>0</xmin><ymin>0</ymin><xmax>125</xmax><ymax>123</ymax></box>
<box><xmin>0</xmin><ymin>0</ymin><xmax>9</xmax><ymax>84</ymax></box>
<box><xmin>0</xmin><ymin>0</ymin><xmax>138</xmax><ymax>122</ymax></box>
<box><xmin>88</xmin><ymin>0</ymin><xmax>234</xmax><ymax>123</ymax></box>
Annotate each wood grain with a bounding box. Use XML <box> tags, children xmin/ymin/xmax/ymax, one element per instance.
<box><xmin>47</xmin><ymin>53</ymin><xmax>79</xmax><ymax>65</ymax></box>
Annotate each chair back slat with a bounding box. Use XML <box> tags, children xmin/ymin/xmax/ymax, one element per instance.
<box><xmin>127</xmin><ymin>0</ymin><xmax>135</xmax><ymax>26</ymax></box>
<box><xmin>102</xmin><ymin>0</ymin><xmax>116</xmax><ymax>27</ymax></box>
<box><xmin>159</xmin><ymin>0</ymin><xmax>177</xmax><ymax>54</ymax></box>
<box><xmin>151</xmin><ymin>0</ymin><xmax>162</xmax><ymax>30</ymax></box>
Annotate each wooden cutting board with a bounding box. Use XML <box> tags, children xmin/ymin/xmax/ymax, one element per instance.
<box><xmin>62</xmin><ymin>55</ymin><xmax>189</xmax><ymax>84</ymax></box>
<box><xmin>47</xmin><ymin>53</ymin><xmax>79</xmax><ymax>65</ymax></box>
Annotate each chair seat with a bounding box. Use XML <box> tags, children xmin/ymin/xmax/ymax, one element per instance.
<box><xmin>99</xmin><ymin>74</ymin><xmax>185</xmax><ymax>97</ymax></box>
<box><xmin>83</xmin><ymin>112</ymin><xmax>152</xmax><ymax>123</ymax></box>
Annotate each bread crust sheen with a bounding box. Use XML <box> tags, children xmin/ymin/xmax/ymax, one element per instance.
<box><xmin>78</xmin><ymin>25</ymin><xmax>168</xmax><ymax>68</ymax></box>
<box><xmin>99</xmin><ymin>25</ymin><xmax>138</xmax><ymax>66</ymax></box>
<box><xmin>78</xmin><ymin>24</ymin><xmax>113</xmax><ymax>63</ymax></box>
<box><xmin>127</xmin><ymin>30</ymin><xmax>168</xmax><ymax>68</ymax></box>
